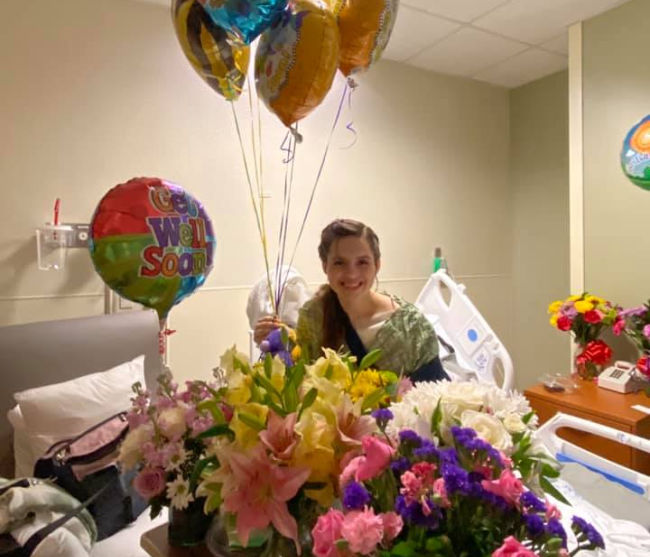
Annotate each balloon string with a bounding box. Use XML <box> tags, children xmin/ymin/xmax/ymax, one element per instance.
<box><xmin>286</xmin><ymin>80</ymin><xmax>349</xmax><ymax>272</ymax></box>
<box><xmin>230</xmin><ymin>100</ymin><xmax>276</xmax><ymax>315</ymax></box>
<box><xmin>246</xmin><ymin>77</ymin><xmax>274</xmax><ymax>315</ymax></box>
<box><xmin>277</xmin><ymin>124</ymin><xmax>299</xmax><ymax>308</ymax></box>
<box><xmin>158</xmin><ymin>325</ymin><xmax>176</xmax><ymax>356</ymax></box>
<box><xmin>275</xmin><ymin>130</ymin><xmax>292</xmax><ymax>306</ymax></box>
<box><xmin>342</xmin><ymin>79</ymin><xmax>358</xmax><ymax>149</ymax></box>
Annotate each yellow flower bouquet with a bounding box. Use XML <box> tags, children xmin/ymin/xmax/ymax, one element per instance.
<box><xmin>196</xmin><ymin>345</ymin><xmax>399</xmax><ymax>554</ymax></box>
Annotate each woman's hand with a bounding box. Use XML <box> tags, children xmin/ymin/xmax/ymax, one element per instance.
<box><xmin>254</xmin><ymin>316</ymin><xmax>281</xmax><ymax>345</ymax></box>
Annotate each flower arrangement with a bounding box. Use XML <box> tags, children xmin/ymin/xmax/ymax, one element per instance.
<box><xmin>196</xmin><ymin>345</ymin><xmax>400</xmax><ymax>553</ymax></box>
<box><xmin>621</xmin><ymin>300</ymin><xmax>650</xmax><ymax>378</ymax></box>
<box><xmin>548</xmin><ymin>294</ymin><xmax>623</xmax><ymax>379</ymax></box>
<box><xmin>118</xmin><ymin>374</ymin><xmax>217</xmax><ymax>518</ymax></box>
<box><xmin>311</xmin><ymin>393</ymin><xmax>605</xmax><ymax>556</ymax></box>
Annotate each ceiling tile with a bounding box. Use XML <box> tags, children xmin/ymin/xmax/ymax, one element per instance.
<box><xmin>406</xmin><ymin>27</ymin><xmax>527</xmax><ymax>77</ymax></box>
<box><xmin>473</xmin><ymin>48</ymin><xmax>567</xmax><ymax>88</ymax></box>
<box><xmin>383</xmin><ymin>7</ymin><xmax>460</xmax><ymax>62</ymax></box>
<box><xmin>473</xmin><ymin>0</ymin><xmax>632</xmax><ymax>44</ymax></box>
<box><xmin>402</xmin><ymin>0</ymin><xmax>509</xmax><ymax>22</ymax></box>
<box><xmin>540</xmin><ymin>33</ymin><xmax>569</xmax><ymax>55</ymax></box>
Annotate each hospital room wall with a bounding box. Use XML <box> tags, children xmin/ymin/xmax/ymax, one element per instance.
<box><xmin>0</xmin><ymin>0</ymin><xmax>513</xmax><ymax>381</ymax></box>
<box><xmin>581</xmin><ymin>0</ymin><xmax>650</xmax><ymax>310</ymax></box>
<box><xmin>509</xmin><ymin>71</ymin><xmax>571</xmax><ymax>389</ymax></box>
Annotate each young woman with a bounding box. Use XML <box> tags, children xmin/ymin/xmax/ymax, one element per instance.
<box><xmin>255</xmin><ymin>219</ymin><xmax>448</xmax><ymax>382</ymax></box>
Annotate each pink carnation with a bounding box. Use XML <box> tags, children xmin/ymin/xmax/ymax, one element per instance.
<box><xmin>492</xmin><ymin>536</ymin><xmax>539</xmax><ymax>557</ymax></box>
<box><xmin>340</xmin><ymin>508</ymin><xmax>384</xmax><ymax>555</ymax></box>
<box><xmin>133</xmin><ymin>467</ymin><xmax>166</xmax><ymax>499</ymax></box>
<box><xmin>312</xmin><ymin>509</ymin><xmax>345</xmax><ymax>557</ymax></box>
<box><xmin>380</xmin><ymin>512</ymin><xmax>403</xmax><ymax>542</ymax></box>
<box><xmin>644</xmin><ymin>324</ymin><xmax>650</xmax><ymax>339</ymax></box>
<box><xmin>481</xmin><ymin>469</ymin><xmax>524</xmax><ymax>506</ymax></box>
<box><xmin>355</xmin><ymin>437</ymin><xmax>394</xmax><ymax>482</ymax></box>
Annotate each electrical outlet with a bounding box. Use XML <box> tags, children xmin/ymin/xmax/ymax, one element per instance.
<box><xmin>65</xmin><ymin>224</ymin><xmax>90</xmax><ymax>248</ymax></box>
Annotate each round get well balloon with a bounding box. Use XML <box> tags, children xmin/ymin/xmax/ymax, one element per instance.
<box><xmin>90</xmin><ymin>177</ymin><xmax>216</xmax><ymax>320</ymax></box>
<box><xmin>338</xmin><ymin>0</ymin><xmax>399</xmax><ymax>77</ymax></box>
<box><xmin>255</xmin><ymin>0</ymin><xmax>339</xmax><ymax>128</ymax></box>
<box><xmin>172</xmin><ymin>0</ymin><xmax>249</xmax><ymax>101</ymax></box>
<box><xmin>621</xmin><ymin>115</ymin><xmax>650</xmax><ymax>191</ymax></box>
<box><xmin>198</xmin><ymin>0</ymin><xmax>288</xmax><ymax>44</ymax></box>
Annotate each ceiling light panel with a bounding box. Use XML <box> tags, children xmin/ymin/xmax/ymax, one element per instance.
<box><xmin>383</xmin><ymin>7</ymin><xmax>460</xmax><ymax>62</ymax></box>
<box><xmin>473</xmin><ymin>0</ymin><xmax>632</xmax><ymax>45</ymax></box>
<box><xmin>402</xmin><ymin>0</ymin><xmax>510</xmax><ymax>22</ymax></box>
<box><xmin>407</xmin><ymin>27</ymin><xmax>527</xmax><ymax>77</ymax></box>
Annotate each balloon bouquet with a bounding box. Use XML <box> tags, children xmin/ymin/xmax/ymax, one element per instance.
<box><xmin>89</xmin><ymin>177</ymin><xmax>217</xmax><ymax>355</ymax></box>
<box><xmin>171</xmin><ymin>0</ymin><xmax>399</xmax><ymax>313</ymax></box>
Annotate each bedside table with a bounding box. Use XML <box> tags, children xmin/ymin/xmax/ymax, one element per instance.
<box><xmin>141</xmin><ymin>524</ymin><xmax>212</xmax><ymax>557</ymax></box>
<box><xmin>525</xmin><ymin>379</ymin><xmax>650</xmax><ymax>474</ymax></box>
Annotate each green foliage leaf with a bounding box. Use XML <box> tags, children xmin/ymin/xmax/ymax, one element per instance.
<box><xmin>540</xmin><ymin>476</ymin><xmax>570</xmax><ymax>505</ymax></box>
<box><xmin>264</xmin><ymin>353</ymin><xmax>273</xmax><ymax>379</ymax></box>
<box><xmin>431</xmin><ymin>400</ymin><xmax>443</xmax><ymax>437</ymax></box>
<box><xmin>361</xmin><ymin>387</ymin><xmax>387</xmax><ymax>412</ymax></box>
<box><xmin>195</xmin><ymin>424</ymin><xmax>234</xmax><ymax>441</ymax></box>
<box><xmin>389</xmin><ymin>541</ymin><xmax>417</xmax><ymax>557</ymax></box>
<box><xmin>237</xmin><ymin>412</ymin><xmax>266</xmax><ymax>432</ymax></box>
<box><xmin>253</xmin><ymin>371</ymin><xmax>282</xmax><ymax>402</ymax></box>
<box><xmin>298</xmin><ymin>387</ymin><xmax>318</xmax><ymax>420</ymax></box>
<box><xmin>360</xmin><ymin>349</ymin><xmax>382</xmax><ymax>370</ymax></box>
<box><xmin>197</xmin><ymin>399</ymin><xmax>225</xmax><ymax>424</ymax></box>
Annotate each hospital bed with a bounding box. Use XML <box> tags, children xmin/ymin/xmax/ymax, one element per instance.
<box><xmin>536</xmin><ymin>412</ymin><xmax>650</xmax><ymax>554</ymax></box>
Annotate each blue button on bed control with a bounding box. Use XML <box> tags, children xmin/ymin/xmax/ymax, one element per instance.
<box><xmin>467</xmin><ymin>329</ymin><xmax>478</xmax><ymax>342</ymax></box>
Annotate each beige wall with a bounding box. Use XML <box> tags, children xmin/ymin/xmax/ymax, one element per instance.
<box><xmin>1</xmin><ymin>0</ymin><xmax>513</xmax><ymax>383</ymax></box>
<box><xmin>510</xmin><ymin>71</ymin><xmax>570</xmax><ymax>389</ymax></box>
<box><xmin>582</xmin><ymin>0</ymin><xmax>650</xmax><ymax>307</ymax></box>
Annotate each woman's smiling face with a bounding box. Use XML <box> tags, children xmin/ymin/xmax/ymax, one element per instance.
<box><xmin>323</xmin><ymin>236</ymin><xmax>380</xmax><ymax>302</ymax></box>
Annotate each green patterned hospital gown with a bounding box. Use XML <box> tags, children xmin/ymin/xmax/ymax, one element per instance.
<box><xmin>296</xmin><ymin>293</ymin><xmax>439</xmax><ymax>376</ymax></box>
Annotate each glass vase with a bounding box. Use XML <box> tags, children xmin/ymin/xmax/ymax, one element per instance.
<box><xmin>168</xmin><ymin>498</ymin><xmax>212</xmax><ymax>547</ymax></box>
<box><xmin>573</xmin><ymin>353</ymin><xmax>603</xmax><ymax>380</ymax></box>
<box><xmin>205</xmin><ymin>515</ymin><xmax>311</xmax><ymax>557</ymax></box>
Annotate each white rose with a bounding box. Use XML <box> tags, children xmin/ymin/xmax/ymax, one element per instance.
<box><xmin>439</xmin><ymin>382</ymin><xmax>486</xmax><ymax>420</ymax></box>
<box><xmin>502</xmin><ymin>413</ymin><xmax>527</xmax><ymax>434</ymax></box>
<box><xmin>118</xmin><ymin>424</ymin><xmax>153</xmax><ymax>470</ymax></box>
<box><xmin>460</xmin><ymin>410</ymin><xmax>513</xmax><ymax>453</ymax></box>
<box><xmin>158</xmin><ymin>405</ymin><xmax>188</xmax><ymax>441</ymax></box>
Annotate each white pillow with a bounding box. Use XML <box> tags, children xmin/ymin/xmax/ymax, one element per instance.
<box><xmin>11</xmin><ymin>355</ymin><xmax>145</xmax><ymax>474</ymax></box>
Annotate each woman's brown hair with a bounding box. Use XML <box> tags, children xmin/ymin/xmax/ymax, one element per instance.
<box><xmin>317</xmin><ymin>219</ymin><xmax>380</xmax><ymax>350</ymax></box>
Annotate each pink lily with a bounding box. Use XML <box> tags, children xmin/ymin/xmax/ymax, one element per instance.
<box><xmin>259</xmin><ymin>411</ymin><xmax>299</xmax><ymax>461</ymax></box>
<box><xmin>221</xmin><ymin>445</ymin><xmax>311</xmax><ymax>552</ymax></box>
<box><xmin>336</xmin><ymin>398</ymin><xmax>377</xmax><ymax>446</ymax></box>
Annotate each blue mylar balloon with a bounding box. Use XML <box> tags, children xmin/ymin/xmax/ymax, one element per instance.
<box><xmin>199</xmin><ymin>0</ymin><xmax>288</xmax><ymax>44</ymax></box>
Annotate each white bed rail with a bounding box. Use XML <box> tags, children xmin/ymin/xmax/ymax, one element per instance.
<box><xmin>415</xmin><ymin>270</ymin><xmax>514</xmax><ymax>390</ymax></box>
<box><xmin>536</xmin><ymin>412</ymin><xmax>650</xmax><ymax>499</ymax></box>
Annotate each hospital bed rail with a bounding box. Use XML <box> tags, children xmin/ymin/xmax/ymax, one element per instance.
<box><xmin>536</xmin><ymin>412</ymin><xmax>650</xmax><ymax>499</ymax></box>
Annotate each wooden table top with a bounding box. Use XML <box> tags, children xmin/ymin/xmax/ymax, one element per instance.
<box><xmin>140</xmin><ymin>523</ymin><xmax>212</xmax><ymax>557</ymax></box>
<box><xmin>525</xmin><ymin>379</ymin><xmax>650</xmax><ymax>427</ymax></box>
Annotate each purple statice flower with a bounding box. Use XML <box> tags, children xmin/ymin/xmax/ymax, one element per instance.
<box><xmin>395</xmin><ymin>495</ymin><xmax>440</xmax><ymax>529</ymax></box>
<box><xmin>342</xmin><ymin>481</ymin><xmax>371</xmax><ymax>510</ymax></box>
<box><xmin>391</xmin><ymin>457</ymin><xmax>411</xmax><ymax>475</ymax></box>
<box><xmin>450</xmin><ymin>426</ymin><xmax>477</xmax><ymax>442</ymax></box>
<box><xmin>479</xmin><ymin>489</ymin><xmax>510</xmax><ymax>513</ymax></box>
<box><xmin>620</xmin><ymin>306</ymin><xmax>647</xmax><ymax>318</ymax></box>
<box><xmin>523</xmin><ymin>513</ymin><xmax>545</xmax><ymax>538</ymax></box>
<box><xmin>413</xmin><ymin>440</ymin><xmax>439</xmax><ymax>460</ymax></box>
<box><xmin>438</xmin><ymin>447</ymin><xmax>460</xmax><ymax>467</ymax></box>
<box><xmin>399</xmin><ymin>429</ymin><xmax>423</xmax><ymax>447</ymax></box>
<box><xmin>440</xmin><ymin>463</ymin><xmax>470</xmax><ymax>495</ymax></box>
<box><xmin>572</xmin><ymin>516</ymin><xmax>605</xmax><ymax>548</ymax></box>
<box><xmin>546</xmin><ymin>518</ymin><xmax>567</xmax><ymax>548</ymax></box>
<box><xmin>520</xmin><ymin>491</ymin><xmax>546</xmax><ymax>513</ymax></box>
<box><xmin>371</xmin><ymin>408</ymin><xmax>394</xmax><ymax>428</ymax></box>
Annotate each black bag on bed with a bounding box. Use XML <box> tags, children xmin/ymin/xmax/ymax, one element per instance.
<box><xmin>33</xmin><ymin>412</ymin><xmax>147</xmax><ymax>541</ymax></box>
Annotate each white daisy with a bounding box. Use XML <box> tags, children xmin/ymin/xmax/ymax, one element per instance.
<box><xmin>166</xmin><ymin>476</ymin><xmax>194</xmax><ymax>510</ymax></box>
